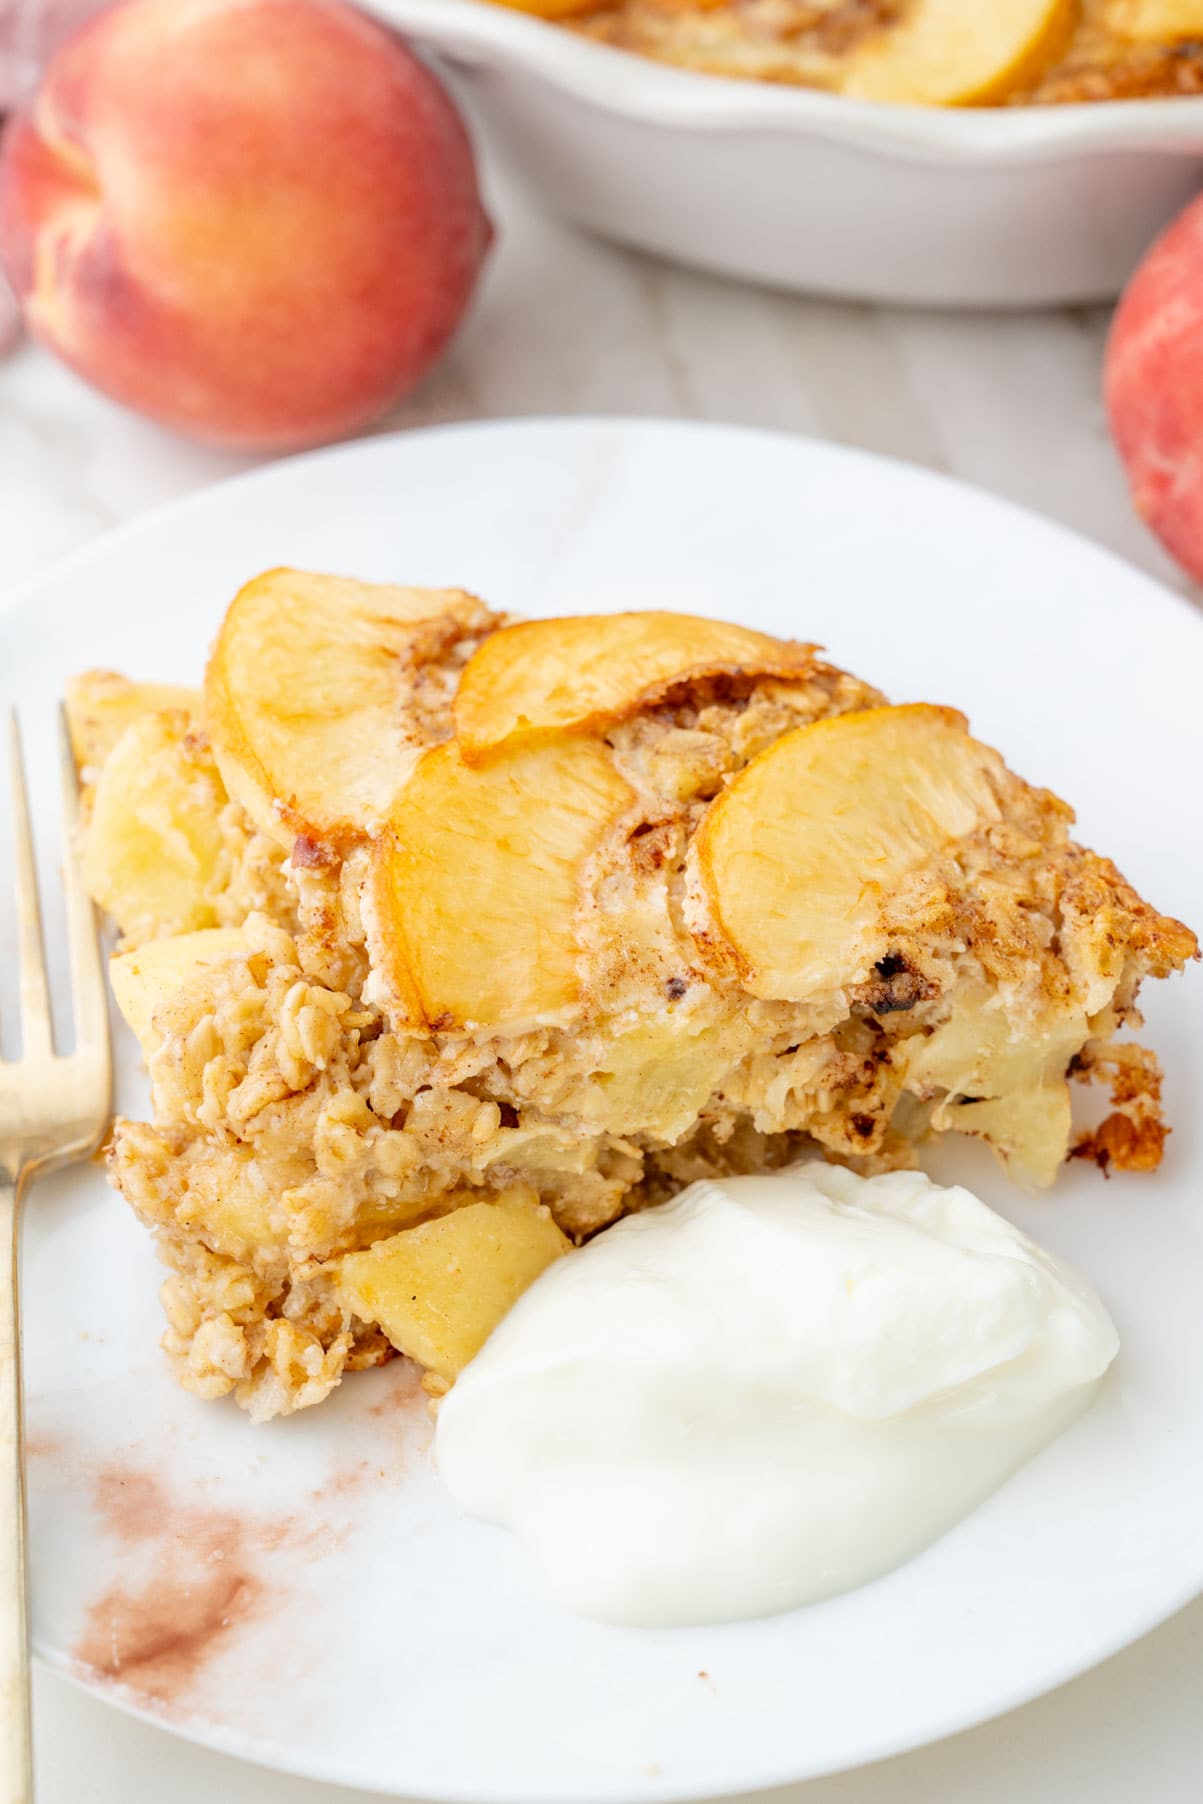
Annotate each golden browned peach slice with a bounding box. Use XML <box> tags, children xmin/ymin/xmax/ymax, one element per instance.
<box><xmin>841</xmin><ymin>0</ymin><xmax>1074</xmax><ymax>106</ymax></box>
<box><xmin>365</xmin><ymin>737</ymin><xmax>633</xmax><ymax>1032</ymax></box>
<box><xmin>454</xmin><ymin>611</ymin><xmax>817</xmax><ymax>762</ymax></box>
<box><xmin>205</xmin><ymin>568</ymin><xmax>498</xmax><ymax>849</ymax></box>
<box><xmin>686</xmin><ymin>704</ymin><xmax>1002</xmax><ymax>1000</ymax></box>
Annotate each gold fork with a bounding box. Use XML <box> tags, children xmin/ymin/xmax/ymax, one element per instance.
<box><xmin>1</xmin><ymin>711</ymin><xmax>111</xmax><ymax>1802</ymax></box>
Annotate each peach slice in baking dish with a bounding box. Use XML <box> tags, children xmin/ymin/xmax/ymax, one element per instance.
<box><xmin>205</xmin><ymin>568</ymin><xmax>499</xmax><ymax>849</ymax></box>
<box><xmin>685</xmin><ymin>703</ymin><xmax>1003</xmax><ymax>1000</ymax></box>
<box><xmin>485</xmin><ymin>0</ymin><xmax>729</xmax><ymax>12</ymax></box>
<box><xmin>481</xmin><ymin>0</ymin><xmax>602</xmax><ymax>15</ymax></box>
<box><xmin>453</xmin><ymin>611</ymin><xmax>817</xmax><ymax>763</ymax></box>
<box><xmin>841</xmin><ymin>0</ymin><xmax>1075</xmax><ymax>106</ymax></box>
<box><xmin>1107</xmin><ymin>1</ymin><xmax>1203</xmax><ymax>40</ymax></box>
<box><xmin>365</xmin><ymin>737</ymin><xmax>633</xmax><ymax>1032</ymax></box>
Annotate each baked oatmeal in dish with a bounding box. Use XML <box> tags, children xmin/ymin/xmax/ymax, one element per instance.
<box><xmin>487</xmin><ymin>1</ymin><xmax>1203</xmax><ymax>107</ymax></box>
<box><xmin>68</xmin><ymin>571</ymin><xmax>1197</xmax><ymax>1421</ymax></box>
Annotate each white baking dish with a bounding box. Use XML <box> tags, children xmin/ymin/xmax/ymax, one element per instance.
<box><xmin>374</xmin><ymin>0</ymin><xmax>1203</xmax><ymax>307</ymax></box>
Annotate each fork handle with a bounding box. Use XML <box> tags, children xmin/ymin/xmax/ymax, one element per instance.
<box><xmin>0</xmin><ymin>1172</ymin><xmax>32</xmax><ymax>1804</ymax></box>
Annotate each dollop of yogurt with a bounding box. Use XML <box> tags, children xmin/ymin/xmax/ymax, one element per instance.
<box><xmin>436</xmin><ymin>1165</ymin><xmax>1118</xmax><ymax>1628</ymax></box>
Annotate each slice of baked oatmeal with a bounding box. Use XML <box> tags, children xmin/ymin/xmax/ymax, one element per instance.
<box><xmin>70</xmin><ymin>571</ymin><xmax>1196</xmax><ymax>1420</ymax></box>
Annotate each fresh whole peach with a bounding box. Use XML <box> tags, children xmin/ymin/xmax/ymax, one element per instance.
<box><xmin>0</xmin><ymin>0</ymin><xmax>492</xmax><ymax>449</ymax></box>
<box><xmin>1105</xmin><ymin>193</ymin><xmax>1203</xmax><ymax>583</ymax></box>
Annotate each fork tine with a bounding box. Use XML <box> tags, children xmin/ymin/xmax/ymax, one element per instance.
<box><xmin>57</xmin><ymin>704</ymin><xmax>109</xmax><ymax>1058</ymax></box>
<box><xmin>8</xmin><ymin>709</ymin><xmax>53</xmax><ymax>1058</ymax></box>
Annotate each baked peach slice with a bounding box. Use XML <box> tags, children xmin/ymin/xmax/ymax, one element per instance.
<box><xmin>484</xmin><ymin>0</ymin><xmax>600</xmax><ymax>14</ymax></box>
<box><xmin>365</xmin><ymin>737</ymin><xmax>633</xmax><ymax>1032</ymax></box>
<box><xmin>841</xmin><ymin>0</ymin><xmax>1074</xmax><ymax>106</ymax></box>
<box><xmin>686</xmin><ymin>704</ymin><xmax>1002</xmax><ymax>1000</ymax></box>
<box><xmin>205</xmin><ymin>568</ymin><xmax>499</xmax><ymax>850</ymax></box>
<box><xmin>453</xmin><ymin>612</ymin><xmax>817</xmax><ymax>764</ymax></box>
<box><xmin>1108</xmin><ymin>1</ymin><xmax>1203</xmax><ymax>40</ymax></box>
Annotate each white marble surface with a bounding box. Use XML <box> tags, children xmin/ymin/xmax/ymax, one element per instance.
<box><xmin>3</xmin><ymin>163</ymin><xmax>1202</xmax><ymax>1803</ymax></box>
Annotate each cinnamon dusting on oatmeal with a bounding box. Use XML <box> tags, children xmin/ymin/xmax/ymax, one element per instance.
<box><xmin>291</xmin><ymin>833</ymin><xmax>337</xmax><ymax>871</ymax></box>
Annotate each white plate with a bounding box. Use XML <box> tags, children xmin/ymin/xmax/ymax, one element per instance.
<box><xmin>3</xmin><ymin>418</ymin><xmax>1201</xmax><ymax>1802</ymax></box>
<box><xmin>375</xmin><ymin>0</ymin><xmax>1203</xmax><ymax>306</ymax></box>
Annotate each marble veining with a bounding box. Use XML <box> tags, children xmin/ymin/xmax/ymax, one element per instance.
<box><xmin>2</xmin><ymin>172</ymin><xmax>1197</xmax><ymax>611</ymax></box>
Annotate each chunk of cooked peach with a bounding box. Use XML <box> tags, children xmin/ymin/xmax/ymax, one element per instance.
<box><xmin>66</xmin><ymin>670</ymin><xmax>202</xmax><ymax>773</ymax></box>
<box><xmin>109</xmin><ymin>927</ymin><xmax>250</xmax><ymax>1058</ymax></box>
<box><xmin>82</xmin><ymin>710</ymin><xmax>228</xmax><ymax>941</ymax></box>
<box><xmin>337</xmin><ymin>1191</ymin><xmax>571</xmax><ymax>1382</ymax></box>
